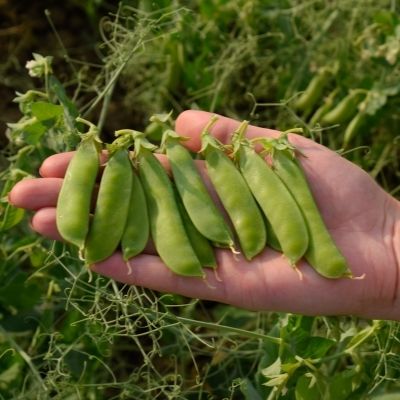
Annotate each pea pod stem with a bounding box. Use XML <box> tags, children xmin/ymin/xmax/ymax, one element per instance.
<box><xmin>75</xmin><ymin>117</ymin><xmax>103</xmax><ymax>145</ymax></box>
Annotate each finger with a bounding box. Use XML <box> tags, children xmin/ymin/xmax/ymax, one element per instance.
<box><xmin>175</xmin><ymin>112</ymin><xmax>356</xmax><ymax>214</ymax></box>
<box><xmin>39</xmin><ymin>149</ymin><xmax>170</xmax><ymax>179</ymax></box>
<box><xmin>39</xmin><ymin>111</ymin><xmax>283</xmax><ymax>179</ymax></box>
<box><xmin>8</xmin><ymin>178</ymin><xmax>63</xmax><ymax>210</ymax></box>
<box><xmin>35</xmin><ymin>150</ymin><xmax>222</xmax><ymax>215</ymax></box>
<box><xmin>9</xmin><ymin>157</ymin><xmax>172</xmax><ymax>211</ymax></box>
<box><xmin>175</xmin><ymin>110</ymin><xmax>327</xmax><ymax>160</ymax></box>
<box><xmin>30</xmin><ymin>207</ymin><xmax>63</xmax><ymax>241</ymax></box>
<box><xmin>175</xmin><ymin>110</ymin><xmax>281</xmax><ymax>152</ymax></box>
<box><xmin>39</xmin><ymin>152</ymin><xmax>75</xmax><ymax>178</ymax></box>
<box><xmin>9</xmin><ymin>177</ymin><xmax>106</xmax><ymax>216</ymax></box>
<box><xmin>40</xmin><ymin>111</ymin><xmax>311</xmax><ymax>179</ymax></box>
<box><xmin>39</xmin><ymin>151</ymin><xmax>109</xmax><ymax>178</ymax></box>
<box><xmin>90</xmin><ymin>249</ymin><xmax>363</xmax><ymax>316</ymax></box>
<box><xmin>30</xmin><ymin>206</ymin><xmax>158</xmax><ymax>254</ymax></box>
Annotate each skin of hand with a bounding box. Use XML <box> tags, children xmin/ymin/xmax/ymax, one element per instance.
<box><xmin>8</xmin><ymin>110</ymin><xmax>400</xmax><ymax>320</ymax></box>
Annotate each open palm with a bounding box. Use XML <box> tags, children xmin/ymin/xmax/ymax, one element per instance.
<box><xmin>9</xmin><ymin>110</ymin><xmax>400</xmax><ymax>320</ymax></box>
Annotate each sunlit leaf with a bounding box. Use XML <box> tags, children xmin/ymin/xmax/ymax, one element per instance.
<box><xmin>31</xmin><ymin>101</ymin><xmax>63</xmax><ymax>122</ymax></box>
<box><xmin>0</xmin><ymin>362</ymin><xmax>22</xmax><ymax>390</ymax></box>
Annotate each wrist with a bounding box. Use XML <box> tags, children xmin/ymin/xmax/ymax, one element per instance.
<box><xmin>385</xmin><ymin>197</ymin><xmax>400</xmax><ymax>320</ymax></box>
<box><xmin>393</xmin><ymin>202</ymin><xmax>400</xmax><ymax>290</ymax></box>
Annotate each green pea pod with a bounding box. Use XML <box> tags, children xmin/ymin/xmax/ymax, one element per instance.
<box><xmin>56</xmin><ymin>134</ymin><xmax>100</xmax><ymax>251</ymax></box>
<box><xmin>321</xmin><ymin>90</ymin><xmax>365</xmax><ymax>126</ymax></box>
<box><xmin>121</xmin><ymin>166</ymin><xmax>149</xmax><ymax>261</ymax></box>
<box><xmin>236</xmin><ymin>143</ymin><xmax>308</xmax><ymax>265</ymax></box>
<box><xmin>343</xmin><ymin>112</ymin><xmax>366</xmax><ymax>149</ymax></box>
<box><xmin>200</xmin><ymin>117</ymin><xmax>266</xmax><ymax>260</ymax></box>
<box><xmin>309</xmin><ymin>88</ymin><xmax>339</xmax><ymax>126</ymax></box>
<box><xmin>162</xmin><ymin>129</ymin><xmax>234</xmax><ymax>249</ymax></box>
<box><xmin>265</xmin><ymin>216</ymin><xmax>282</xmax><ymax>253</ymax></box>
<box><xmin>294</xmin><ymin>67</ymin><xmax>332</xmax><ymax>112</ymax></box>
<box><xmin>137</xmin><ymin>147</ymin><xmax>204</xmax><ymax>277</ymax></box>
<box><xmin>272</xmin><ymin>149</ymin><xmax>351</xmax><ymax>278</ymax></box>
<box><xmin>174</xmin><ymin>186</ymin><xmax>217</xmax><ymax>269</ymax></box>
<box><xmin>84</xmin><ymin>149</ymin><xmax>133</xmax><ymax>264</ymax></box>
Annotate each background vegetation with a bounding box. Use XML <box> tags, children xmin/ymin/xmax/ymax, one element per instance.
<box><xmin>1</xmin><ymin>0</ymin><xmax>400</xmax><ymax>398</ymax></box>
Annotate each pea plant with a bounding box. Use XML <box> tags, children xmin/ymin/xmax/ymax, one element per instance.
<box><xmin>1</xmin><ymin>1</ymin><xmax>400</xmax><ymax>399</ymax></box>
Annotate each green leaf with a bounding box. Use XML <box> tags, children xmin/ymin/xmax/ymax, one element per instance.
<box><xmin>48</xmin><ymin>75</ymin><xmax>79</xmax><ymax>138</ymax></box>
<box><xmin>29</xmin><ymin>246</ymin><xmax>47</xmax><ymax>267</ymax></box>
<box><xmin>0</xmin><ymin>362</ymin><xmax>22</xmax><ymax>390</ymax></box>
<box><xmin>373</xmin><ymin>10</ymin><xmax>398</xmax><ymax>31</ymax></box>
<box><xmin>295</xmin><ymin>374</ymin><xmax>322</xmax><ymax>400</ymax></box>
<box><xmin>327</xmin><ymin>369</ymin><xmax>358</xmax><ymax>400</ymax></box>
<box><xmin>278</xmin><ymin>315</ymin><xmax>322</xmax><ymax>360</ymax></box>
<box><xmin>302</xmin><ymin>336</ymin><xmax>336</xmax><ymax>359</ymax></box>
<box><xmin>61</xmin><ymin>308</ymin><xmax>84</xmax><ymax>343</ymax></box>
<box><xmin>30</xmin><ymin>101</ymin><xmax>63</xmax><ymax>122</ymax></box>
<box><xmin>0</xmin><ymin>203</ymin><xmax>25</xmax><ymax>231</ymax></box>
<box><xmin>22</xmin><ymin>120</ymin><xmax>48</xmax><ymax>145</ymax></box>
<box><xmin>0</xmin><ymin>272</ymin><xmax>42</xmax><ymax>311</ymax></box>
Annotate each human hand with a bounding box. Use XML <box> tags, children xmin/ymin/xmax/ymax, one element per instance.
<box><xmin>8</xmin><ymin>110</ymin><xmax>400</xmax><ymax>320</ymax></box>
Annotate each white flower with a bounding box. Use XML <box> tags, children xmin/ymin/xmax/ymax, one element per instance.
<box><xmin>25</xmin><ymin>53</ymin><xmax>53</xmax><ymax>78</ymax></box>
